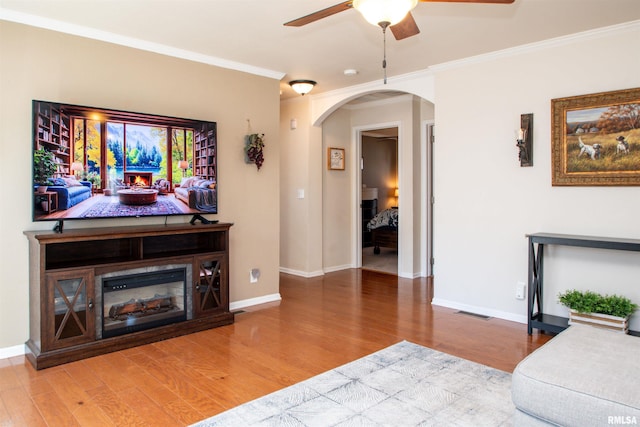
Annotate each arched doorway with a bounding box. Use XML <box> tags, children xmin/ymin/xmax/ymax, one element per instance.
<box><xmin>319</xmin><ymin>91</ymin><xmax>434</xmax><ymax>278</ymax></box>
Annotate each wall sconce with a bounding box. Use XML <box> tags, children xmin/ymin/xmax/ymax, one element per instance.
<box><xmin>516</xmin><ymin>113</ymin><xmax>533</xmax><ymax>167</ymax></box>
<box><xmin>289</xmin><ymin>80</ymin><xmax>316</xmax><ymax>96</ymax></box>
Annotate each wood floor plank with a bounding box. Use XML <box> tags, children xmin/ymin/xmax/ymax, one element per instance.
<box><xmin>31</xmin><ymin>390</ymin><xmax>80</xmax><ymax>426</ymax></box>
<box><xmin>1</xmin><ymin>386</ymin><xmax>48</xmax><ymax>427</ymax></box>
<box><xmin>85</xmin><ymin>385</ymin><xmax>148</xmax><ymax>427</ymax></box>
<box><xmin>68</xmin><ymin>400</ymin><xmax>115</xmax><ymax>427</ymax></box>
<box><xmin>2</xmin><ymin>271</ymin><xmax>552</xmax><ymax>424</ymax></box>
<box><xmin>119</xmin><ymin>387</ymin><xmax>184</xmax><ymax>426</ymax></box>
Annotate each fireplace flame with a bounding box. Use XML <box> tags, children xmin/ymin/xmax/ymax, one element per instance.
<box><xmin>134</xmin><ymin>176</ymin><xmax>147</xmax><ymax>186</ymax></box>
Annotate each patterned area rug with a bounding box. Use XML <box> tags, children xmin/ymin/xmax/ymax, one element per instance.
<box><xmin>191</xmin><ymin>341</ymin><xmax>514</xmax><ymax>427</ymax></box>
<box><xmin>80</xmin><ymin>197</ymin><xmax>183</xmax><ymax>218</ymax></box>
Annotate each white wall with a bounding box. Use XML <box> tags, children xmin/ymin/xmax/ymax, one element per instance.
<box><xmin>432</xmin><ymin>22</ymin><xmax>640</xmax><ymax>330</ymax></box>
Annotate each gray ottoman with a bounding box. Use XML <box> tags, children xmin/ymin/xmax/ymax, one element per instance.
<box><xmin>512</xmin><ymin>324</ymin><xmax>640</xmax><ymax>426</ymax></box>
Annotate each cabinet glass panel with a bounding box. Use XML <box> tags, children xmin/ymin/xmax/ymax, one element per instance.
<box><xmin>196</xmin><ymin>258</ymin><xmax>222</xmax><ymax>313</ymax></box>
<box><xmin>53</xmin><ymin>276</ymin><xmax>88</xmax><ymax>340</ymax></box>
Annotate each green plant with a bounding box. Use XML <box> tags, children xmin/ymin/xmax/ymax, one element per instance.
<box><xmin>33</xmin><ymin>148</ymin><xmax>57</xmax><ymax>185</ymax></box>
<box><xmin>85</xmin><ymin>171</ymin><xmax>101</xmax><ymax>188</ymax></box>
<box><xmin>558</xmin><ymin>289</ymin><xmax>638</xmax><ymax>318</ymax></box>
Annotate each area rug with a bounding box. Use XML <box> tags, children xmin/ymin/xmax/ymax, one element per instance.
<box><xmin>80</xmin><ymin>197</ymin><xmax>182</xmax><ymax>218</ymax></box>
<box><xmin>191</xmin><ymin>341</ymin><xmax>514</xmax><ymax>426</ymax></box>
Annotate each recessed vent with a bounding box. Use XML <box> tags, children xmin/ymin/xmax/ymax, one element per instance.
<box><xmin>456</xmin><ymin>310</ymin><xmax>491</xmax><ymax>320</ymax></box>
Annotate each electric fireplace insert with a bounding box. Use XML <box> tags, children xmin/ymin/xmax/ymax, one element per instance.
<box><xmin>100</xmin><ymin>266</ymin><xmax>189</xmax><ymax>338</ymax></box>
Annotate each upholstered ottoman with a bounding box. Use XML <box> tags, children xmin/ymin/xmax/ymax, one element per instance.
<box><xmin>512</xmin><ymin>324</ymin><xmax>640</xmax><ymax>426</ymax></box>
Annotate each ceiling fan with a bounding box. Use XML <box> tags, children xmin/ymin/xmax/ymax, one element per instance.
<box><xmin>285</xmin><ymin>0</ymin><xmax>515</xmax><ymax>41</ymax></box>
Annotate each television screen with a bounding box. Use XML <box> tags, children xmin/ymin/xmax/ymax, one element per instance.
<box><xmin>32</xmin><ymin>100</ymin><xmax>217</xmax><ymax>223</ymax></box>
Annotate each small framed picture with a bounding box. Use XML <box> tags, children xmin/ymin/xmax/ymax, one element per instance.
<box><xmin>328</xmin><ymin>147</ymin><xmax>345</xmax><ymax>170</ymax></box>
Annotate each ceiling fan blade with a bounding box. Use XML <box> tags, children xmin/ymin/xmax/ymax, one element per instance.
<box><xmin>419</xmin><ymin>0</ymin><xmax>514</xmax><ymax>3</ymax></box>
<box><xmin>284</xmin><ymin>1</ymin><xmax>353</xmax><ymax>27</ymax></box>
<box><xmin>390</xmin><ymin>12</ymin><xmax>420</xmax><ymax>40</ymax></box>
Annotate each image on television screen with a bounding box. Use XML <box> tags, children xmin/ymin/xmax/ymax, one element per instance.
<box><xmin>32</xmin><ymin>100</ymin><xmax>217</xmax><ymax>223</ymax></box>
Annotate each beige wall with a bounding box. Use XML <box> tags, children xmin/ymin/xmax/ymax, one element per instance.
<box><xmin>322</xmin><ymin>108</ymin><xmax>353</xmax><ymax>271</ymax></box>
<box><xmin>279</xmin><ymin>98</ymin><xmax>323</xmax><ymax>276</ymax></box>
<box><xmin>0</xmin><ymin>21</ymin><xmax>281</xmax><ymax>349</ymax></box>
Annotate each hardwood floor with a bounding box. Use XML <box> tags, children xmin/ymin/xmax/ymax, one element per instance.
<box><xmin>0</xmin><ymin>270</ymin><xmax>552</xmax><ymax>426</ymax></box>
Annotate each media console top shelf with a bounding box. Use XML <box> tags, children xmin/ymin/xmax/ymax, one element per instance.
<box><xmin>25</xmin><ymin>222</ymin><xmax>233</xmax><ymax>270</ymax></box>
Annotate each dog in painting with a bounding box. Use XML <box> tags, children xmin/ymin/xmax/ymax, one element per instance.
<box><xmin>578</xmin><ymin>136</ymin><xmax>602</xmax><ymax>160</ymax></box>
<box><xmin>616</xmin><ymin>135</ymin><xmax>630</xmax><ymax>155</ymax></box>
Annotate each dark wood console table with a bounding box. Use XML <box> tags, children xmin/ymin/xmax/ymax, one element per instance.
<box><xmin>24</xmin><ymin>223</ymin><xmax>234</xmax><ymax>369</ymax></box>
<box><xmin>527</xmin><ymin>232</ymin><xmax>640</xmax><ymax>335</ymax></box>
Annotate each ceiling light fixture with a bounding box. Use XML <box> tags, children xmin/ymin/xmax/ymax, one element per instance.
<box><xmin>289</xmin><ymin>80</ymin><xmax>317</xmax><ymax>96</ymax></box>
<box><xmin>353</xmin><ymin>0</ymin><xmax>418</xmax><ymax>27</ymax></box>
<box><xmin>352</xmin><ymin>0</ymin><xmax>418</xmax><ymax>84</ymax></box>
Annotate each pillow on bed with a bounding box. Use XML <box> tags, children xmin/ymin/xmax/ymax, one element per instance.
<box><xmin>367</xmin><ymin>208</ymin><xmax>399</xmax><ymax>230</ymax></box>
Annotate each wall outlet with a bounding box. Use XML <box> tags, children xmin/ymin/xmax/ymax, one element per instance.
<box><xmin>250</xmin><ymin>268</ymin><xmax>260</xmax><ymax>283</ymax></box>
<box><xmin>516</xmin><ymin>281</ymin><xmax>526</xmax><ymax>300</ymax></box>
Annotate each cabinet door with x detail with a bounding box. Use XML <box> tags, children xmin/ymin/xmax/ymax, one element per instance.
<box><xmin>194</xmin><ymin>254</ymin><xmax>228</xmax><ymax>317</ymax></box>
<box><xmin>43</xmin><ymin>268</ymin><xmax>95</xmax><ymax>351</ymax></box>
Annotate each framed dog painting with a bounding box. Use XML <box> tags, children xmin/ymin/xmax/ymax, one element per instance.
<box><xmin>551</xmin><ymin>87</ymin><xmax>640</xmax><ymax>186</ymax></box>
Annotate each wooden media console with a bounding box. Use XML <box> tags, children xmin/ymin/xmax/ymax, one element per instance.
<box><xmin>24</xmin><ymin>222</ymin><xmax>234</xmax><ymax>369</ymax></box>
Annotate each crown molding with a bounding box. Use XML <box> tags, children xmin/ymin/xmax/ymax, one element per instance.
<box><xmin>0</xmin><ymin>8</ymin><xmax>286</xmax><ymax>81</ymax></box>
<box><xmin>430</xmin><ymin>19</ymin><xmax>640</xmax><ymax>73</ymax></box>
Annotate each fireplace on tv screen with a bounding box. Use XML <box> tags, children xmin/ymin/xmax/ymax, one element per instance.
<box><xmin>124</xmin><ymin>172</ymin><xmax>152</xmax><ymax>187</ymax></box>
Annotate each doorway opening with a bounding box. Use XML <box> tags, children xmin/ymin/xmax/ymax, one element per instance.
<box><xmin>360</xmin><ymin>127</ymin><xmax>398</xmax><ymax>275</ymax></box>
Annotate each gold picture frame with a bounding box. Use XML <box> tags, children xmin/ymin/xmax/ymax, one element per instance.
<box><xmin>551</xmin><ymin>87</ymin><xmax>640</xmax><ymax>186</ymax></box>
<box><xmin>328</xmin><ymin>147</ymin><xmax>345</xmax><ymax>170</ymax></box>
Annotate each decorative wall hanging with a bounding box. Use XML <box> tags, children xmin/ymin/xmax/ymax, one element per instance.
<box><xmin>245</xmin><ymin>133</ymin><xmax>265</xmax><ymax>170</ymax></box>
<box><xmin>516</xmin><ymin>113</ymin><xmax>533</xmax><ymax>167</ymax></box>
<box><xmin>328</xmin><ymin>147</ymin><xmax>345</xmax><ymax>170</ymax></box>
<box><xmin>551</xmin><ymin>87</ymin><xmax>640</xmax><ymax>186</ymax></box>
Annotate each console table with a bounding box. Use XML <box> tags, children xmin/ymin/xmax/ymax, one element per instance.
<box><xmin>527</xmin><ymin>233</ymin><xmax>640</xmax><ymax>335</ymax></box>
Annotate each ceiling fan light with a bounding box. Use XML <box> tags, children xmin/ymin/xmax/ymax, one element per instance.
<box><xmin>289</xmin><ymin>79</ymin><xmax>317</xmax><ymax>95</ymax></box>
<box><xmin>353</xmin><ymin>0</ymin><xmax>418</xmax><ymax>27</ymax></box>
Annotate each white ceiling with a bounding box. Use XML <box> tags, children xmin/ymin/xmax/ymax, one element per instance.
<box><xmin>2</xmin><ymin>0</ymin><xmax>639</xmax><ymax>99</ymax></box>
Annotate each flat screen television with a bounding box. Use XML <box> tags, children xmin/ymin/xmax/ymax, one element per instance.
<box><xmin>32</xmin><ymin>100</ymin><xmax>217</xmax><ymax>228</ymax></box>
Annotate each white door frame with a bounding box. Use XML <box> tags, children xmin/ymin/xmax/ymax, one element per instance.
<box><xmin>352</xmin><ymin>121</ymin><xmax>402</xmax><ymax>271</ymax></box>
<box><xmin>422</xmin><ymin>120</ymin><xmax>435</xmax><ymax>276</ymax></box>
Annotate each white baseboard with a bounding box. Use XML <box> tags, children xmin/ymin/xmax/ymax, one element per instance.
<box><xmin>322</xmin><ymin>264</ymin><xmax>353</xmax><ymax>273</ymax></box>
<box><xmin>0</xmin><ymin>344</ymin><xmax>25</xmax><ymax>359</ymax></box>
<box><xmin>230</xmin><ymin>293</ymin><xmax>282</xmax><ymax>311</ymax></box>
<box><xmin>279</xmin><ymin>267</ymin><xmax>325</xmax><ymax>278</ymax></box>
<box><xmin>432</xmin><ymin>298</ymin><xmax>527</xmax><ymax>324</ymax></box>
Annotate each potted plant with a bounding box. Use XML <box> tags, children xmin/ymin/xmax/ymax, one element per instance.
<box><xmin>85</xmin><ymin>171</ymin><xmax>101</xmax><ymax>189</ymax></box>
<box><xmin>33</xmin><ymin>148</ymin><xmax>57</xmax><ymax>193</ymax></box>
<box><xmin>558</xmin><ymin>289</ymin><xmax>638</xmax><ymax>333</ymax></box>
